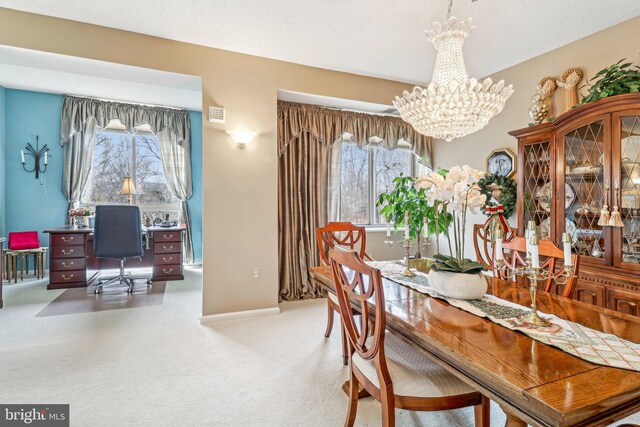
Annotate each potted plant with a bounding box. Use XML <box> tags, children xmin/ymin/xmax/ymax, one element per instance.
<box><xmin>415</xmin><ymin>165</ymin><xmax>488</xmax><ymax>299</ymax></box>
<box><xmin>376</xmin><ymin>174</ymin><xmax>451</xmax><ymax>257</ymax></box>
<box><xmin>581</xmin><ymin>59</ymin><xmax>640</xmax><ymax>104</ymax></box>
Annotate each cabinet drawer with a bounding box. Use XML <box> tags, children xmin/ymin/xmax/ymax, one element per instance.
<box><xmin>51</xmin><ymin>233</ymin><xmax>84</xmax><ymax>246</ymax></box>
<box><xmin>51</xmin><ymin>245</ymin><xmax>85</xmax><ymax>259</ymax></box>
<box><xmin>574</xmin><ymin>279</ymin><xmax>606</xmax><ymax>308</ymax></box>
<box><xmin>50</xmin><ymin>258</ymin><xmax>86</xmax><ymax>271</ymax></box>
<box><xmin>154</xmin><ymin>231</ymin><xmax>182</xmax><ymax>242</ymax></box>
<box><xmin>153</xmin><ymin>264</ymin><xmax>182</xmax><ymax>278</ymax></box>
<box><xmin>50</xmin><ymin>270</ymin><xmax>86</xmax><ymax>284</ymax></box>
<box><xmin>154</xmin><ymin>254</ymin><xmax>181</xmax><ymax>265</ymax></box>
<box><xmin>154</xmin><ymin>242</ymin><xmax>181</xmax><ymax>254</ymax></box>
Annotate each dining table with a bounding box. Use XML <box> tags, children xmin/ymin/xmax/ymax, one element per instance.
<box><xmin>310</xmin><ymin>259</ymin><xmax>640</xmax><ymax>427</ymax></box>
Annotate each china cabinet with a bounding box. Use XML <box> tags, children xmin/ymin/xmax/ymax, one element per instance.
<box><xmin>510</xmin><ymin>93</ymin><xmax>640</xmax><ymax>316</ymax></box>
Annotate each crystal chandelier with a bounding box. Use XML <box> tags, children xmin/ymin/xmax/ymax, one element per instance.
<box><xmin>393</xmin><ymin>8</ymin><xmax>514</xmax><ymax>142</ymax></box>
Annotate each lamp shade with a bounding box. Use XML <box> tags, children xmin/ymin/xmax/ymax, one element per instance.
<box><xmin>119</xmin><ymin>176</ymin><xmax>138</xmax><ymax>196</ymax></box>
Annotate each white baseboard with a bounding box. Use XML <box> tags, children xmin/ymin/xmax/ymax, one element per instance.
<box><xmin>200</xmin><ymin>307</ymin><xmax>280</xmax><ymax>324</ymax></box>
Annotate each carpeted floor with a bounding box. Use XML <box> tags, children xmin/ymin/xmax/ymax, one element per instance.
<box><xmin>0</xmin><ymin>269</ymin><xmax>638</xmax><ymax>426</ymax></box>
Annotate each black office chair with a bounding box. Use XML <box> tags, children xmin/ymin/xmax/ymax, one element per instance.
<box><xmin>93</xmin><ymin>205</ymin><xmax>152</xmax><ymax>294</ymax></box>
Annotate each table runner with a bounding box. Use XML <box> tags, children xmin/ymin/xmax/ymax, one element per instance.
<box><xmin>368</xmin><ymin>260</ymin><xmax>640</xmax><ymax>372</ymax></box>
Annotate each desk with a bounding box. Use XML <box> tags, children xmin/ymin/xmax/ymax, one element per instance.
<box><xmin>311</xmin><ymin>263</ymin><xmax>640</xmax><ymax>427</ymax></box>
<box><xmin>44</xmin><ymin>225</ymin><xmax>185</xmax><ymax>289</ymax></box>
<box><xmin>0</xmin><ymin>237</ymin><xmax>4</xmax><ymax>308</ymax></box>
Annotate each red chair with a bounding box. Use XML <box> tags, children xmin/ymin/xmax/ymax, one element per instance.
<box><xmin>316</xmin><ymin>222</ymin><xmax>372</xmax><ymax>365</ymax></box>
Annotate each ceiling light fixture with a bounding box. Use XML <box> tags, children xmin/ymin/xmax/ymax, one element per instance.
<box><xmin>393</xmin><ymin>0</ymin><xmax>514</xmax><ymax>142</ymax></box>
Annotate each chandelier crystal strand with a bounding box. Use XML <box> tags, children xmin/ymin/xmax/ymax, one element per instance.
<box><xmin>394</xmin><ymin>16</ymin><xmax>514</xmax><ymax>142</ymax></box>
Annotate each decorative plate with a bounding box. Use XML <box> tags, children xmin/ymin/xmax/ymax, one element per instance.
<box><xmin>536</xmin><ymin>183</ymin><xmax>575</xmax><ymax>212</ymax></box>
<box><xmin>540</xmin><ymin>218</ymin><xmax>577</xmax><ymax>243</ymax></box>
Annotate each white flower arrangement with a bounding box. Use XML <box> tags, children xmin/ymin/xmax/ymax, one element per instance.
<box><xmin>415</xmin><ymin>165</ymin><xmax>487</xmax><ymax>274</ymax></box>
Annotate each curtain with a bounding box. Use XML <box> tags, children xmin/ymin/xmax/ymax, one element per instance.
<box><xmin>60</xmin><ymin>96</ymin><xmax>194</xmax><ymax>261</ymax></box>
<box><xmin>277</xmin><ymin>101</ymin><xmax>433</xmax><ymax>301</ymax></box>
<box><xmin>61</xmin><ymin>115</ymin><xmax>98</xmax><ymax>210</ymax></box>
<box><xmin>157</xmin><ymin>129</ymin><xmax>194</xmax><ymax>263</ymax></box>
<box><xmin>278</xmin><ymin>130</ymin><xmax>328</xmax><ymax>301</ymax></box>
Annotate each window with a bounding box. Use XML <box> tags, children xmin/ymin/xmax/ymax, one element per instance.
<box><xmin>339</xmin><ymin>140</ymin><xmax>427</xmax><ymax>226</ymax></box>
<box><xmin>82</xmin><ymin>131</ymin><xmax>179</xmax><ymax>222</ymax></box>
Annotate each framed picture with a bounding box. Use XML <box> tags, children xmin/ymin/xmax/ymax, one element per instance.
<box><xmin>486</xmin><ymin>148</ymin><xmax>517</xmax><ymax>178</ymax></box>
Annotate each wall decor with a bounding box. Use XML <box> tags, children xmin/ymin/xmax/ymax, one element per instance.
<box><xmin>486</xmin><ymin>148</ymin><xmax>516</xmax><ymax>178</ymax></box>
<box><xmin>557</xmin><ymin>68</ymin><xmax>584</xmax><ymax>113</ymax></box>
<box><xmin>528</xmin><ymin>77</ymin><xmax>557</xmax><ymax>125</ymax></box>
<box><xmin>478</xmin><ymin>173</ymin><xmax>517</xmax><ymax>219</ymax></box>
<box><xmin>21</xmin><ymin>135</ymin><xmax>49</xmax><ymax>182</ymax></box>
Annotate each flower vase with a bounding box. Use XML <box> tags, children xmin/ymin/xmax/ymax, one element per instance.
<box><xmin>427</xmin><ymin>270</ymin><xmax>488</xmax><ymax>300</ymax></box>
<box><xmin>78</xmin><ymin>216</ymin><xmax>90</xmax><ymax>228</ymax></box>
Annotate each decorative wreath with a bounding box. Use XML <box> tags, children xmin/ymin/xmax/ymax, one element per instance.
<box><xmin>478</xmin><ymin>173</ymin><xmax>517</xmax><ymax>219</ymax></box>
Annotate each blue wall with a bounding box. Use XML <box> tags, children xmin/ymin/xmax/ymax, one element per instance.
<box><xmin>3</xmin><ymin>89</ymin><xmax>203</xmax><ymax>263</ymax></box>
<box><xmin>0</xmin><ymin>86</ymin><xmax>5</xmax><ymax>237</ymax></box>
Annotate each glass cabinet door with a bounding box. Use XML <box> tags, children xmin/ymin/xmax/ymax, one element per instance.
<box><xmin>563</xmin><ymin>120</ymin><xmax>608</xmax><ymax>263</ymax></box>
<box><xmin>522</xmin><ymin>141</ymin><xmax>552</xmax><ymax>232</ymax></box>
<box><xmin>617</xmin><ymin>114</ymin><xmax>640</xmax><ymax>268</ymax></box>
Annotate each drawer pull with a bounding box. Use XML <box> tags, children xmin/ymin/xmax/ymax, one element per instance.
<box><xmin>163</xmin><ymin>245</ymin><xmax>173</xmax><ymax>251</ymax></box>
<box><xmin>62</xmin><ymin>274</ymin><xmax>74</xmax><ymax>280</ymax></box>
<box><xmin>61</xmin><ymin>249</ymin><xmax>74</xmax><ymax>255</ymax></box>
<box><xmin>61</xmin><ymin>236</ymin><xmax>74</xmax><ymax>242</ymax></box>
<box><xmin>162</xmin><ymin>256</ymin><xmax>173</xmax><ymax>262</ymax></box>
<box><xmin>162</xmin><ymin>268</ymin><xmax>173</xmax><ymax>274</ymax></box>
<box><xmin>163</xmin><ymin>234</ymin><xmax>173</xmax><ymax>240</ymax></box>
<box><xmin>62</xmin><ymin>261</ymin><xmax>74</xmax><ymax>268</ymax></box>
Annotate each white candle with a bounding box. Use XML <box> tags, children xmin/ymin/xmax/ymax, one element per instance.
<box><xmin>21</xmin><ymin>150</ymin><xmax>25</xmax><ymax>164</ymax></box>
<box><xmin>404</xmin><ymin>211</ymin><xmax>410</xmax><ymax>239</ymax></box>
<box><xmin>44</xmin><ymin>152</ymin><xmax>48</xmax><ymax>165</ymax></box>
<box><xmin>530</xmin><ymin>236</ymin><xmax>540</xmax><ymax>269</ymax></box>
<box><xmin>562</xmin><ymin>233</ymin><xmax>572</xmax><ymax>266</ymax></box>
<box><xmin>423</xmin><ymin>216</ymin><xmax>428</xmax><ymax>238</ymax></box>
<box><xmin>525</xmin><ymin>228</ymin><xmax>530</xmax><ymax>258</ymax></box>
<box><xmin>495</xmin><ymin>236</ymin><xmax>503</xmax><ymax>261</ymax></box>
<box><xmin>386</xmin><ymin>219</ymin><xmax>391</xmax><ymax>238</ymax></box>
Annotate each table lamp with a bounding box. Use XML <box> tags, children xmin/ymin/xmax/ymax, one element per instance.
<box><xmin>119</xmin><ymin>176</ymin><xmax>138</xmax><ymax>205</ymax></box>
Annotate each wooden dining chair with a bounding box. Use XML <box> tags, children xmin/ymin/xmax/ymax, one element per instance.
<box><xmin>472</xmin><ymin>224</ymin><xmax>516</xmax><ymax>275</ymax></box>
<box><xmin>316</xmin><ymin>222</ymin><xmax>372</xmax><ymax>365</ymax></box>
<box><xmin>501</xmin><ymin>237</ymin><xmax>581</xmax><ymax>299</ymax></box>
<box><xmin>330</xmin><ymin>246</ymin><xmax>490</xmax><ymax>427</ymax></box>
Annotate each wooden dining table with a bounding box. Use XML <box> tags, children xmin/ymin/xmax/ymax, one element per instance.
<box><xmin>310</xmin><ymin>259</ymin><xmax>640</xmax><ymax>427</ymax></box>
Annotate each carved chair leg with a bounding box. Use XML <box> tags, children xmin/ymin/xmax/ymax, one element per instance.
<box><xmin>380</xmin><ymin>384</ymin><xmax>395</xmax><ymax>427</ymax></box>
<box><xmin>340</xmin><ymin>323</ymin><xmax>348</xmax><ymax>365</ymax></box>
<box><xmin>344</xmin><ymin>370</ymin><xmax>359</xmax><ymax>427</ymax></box>
<box><xmin>474</xmin><ymin>395</ymin><xmax>490</xmax><ymax>427</ymax></box>
<box><xmin>325</xmin><ymin>299</ymin><xmax>335</xmax><ymax>338</ymax></box>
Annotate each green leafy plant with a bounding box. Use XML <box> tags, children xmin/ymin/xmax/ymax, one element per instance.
<box><xmin>581</xmin><ymin>59</ymin><xmax>640</xmax><ymax>104</ymax></box>
<box><xmin>376</xmin><ymin>173</ymin><xmax>452</xmax><ymax>249</ymax></box>
<box><xmin>431</xmin><ymin>253</ymin><xmax>485</xmax><ymax>274</ymax></box>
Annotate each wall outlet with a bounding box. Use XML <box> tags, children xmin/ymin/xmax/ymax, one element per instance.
<box><xmin>252</xmin><ymin>269</ymin><xmax>260</xmax><ymax>281</ymax></box>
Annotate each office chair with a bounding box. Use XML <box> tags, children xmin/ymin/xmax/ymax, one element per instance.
<box><xmin>93</xmin><ymin>205</ymin><xmax>152</xmax><ymax>294</ymax></box>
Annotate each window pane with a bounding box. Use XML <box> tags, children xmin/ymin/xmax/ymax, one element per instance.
<box><xmin>340</xmin><ymin>143</ymin><xmax>369</xmax><ymax>224</ymax></box>
<box><xmin>82</xmin><ymin>132</ymin><xmax>179</xmax><ymax>220</ymax></box>
<box><xmin>373</xmin><ymin>145</ymin><xmax>412</xmax><ymax>224</ymax></box>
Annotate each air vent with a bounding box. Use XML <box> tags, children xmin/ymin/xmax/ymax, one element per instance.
<box><xmin>208</xmin><ymin>106</ymin><xmax>225</xmax><ymax>123</ymax></box>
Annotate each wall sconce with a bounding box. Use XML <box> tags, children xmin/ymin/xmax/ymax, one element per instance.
<box><xmin>226</xmin><ymin>130</ymin><xmax>257</xmax><ymax>149</ymax></box>
<box><xmin>21</xmin><ymin>135</ymin><xmax>49</xmax><ymax>179</ymax></box>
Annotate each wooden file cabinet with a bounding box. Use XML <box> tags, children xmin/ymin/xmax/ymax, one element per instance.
<box><xmin>45</xmin><ymin>229</ymin><xmax>97</xmax><ymax>289</ymax></box>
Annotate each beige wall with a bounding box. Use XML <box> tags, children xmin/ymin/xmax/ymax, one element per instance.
<box><xmin>429</xmin><ymin>16</ymin><xmax>640</xmax><ymax>260</ymax></box>
<box><xmin>0</xmin><ymin>8</ymin><xmax>418</xmax><ymax>315</ymax></box>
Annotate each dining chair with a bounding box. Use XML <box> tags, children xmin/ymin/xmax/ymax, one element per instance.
<box><xmin>330</xmin><ymin>246</ymin><xmax>490</xmax><ymax>427</ymax></box>
<box><xmin>472</xmin><ymin>224</ymin><xmax>516</xmax><ymax>276</ymax></box>
<box><xmin>501</xmin><ymin>236</ymin><xmax>581</xmax><ymax>299</ymax></box>
<box><xmin>316</xmin><ymin>222</ymin><xmax>372</xmax><ymax>365</ymax></box>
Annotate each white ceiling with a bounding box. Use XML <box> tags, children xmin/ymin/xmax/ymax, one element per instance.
<box><xmin>0</xmin><ymin>1</ymin><xmax>639</xmax><ymax>83</ymax></box>
<box><xmin>0</xmin><ymin>45</ymin><xmax>202</xmax><ymax>110</ymax></box>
